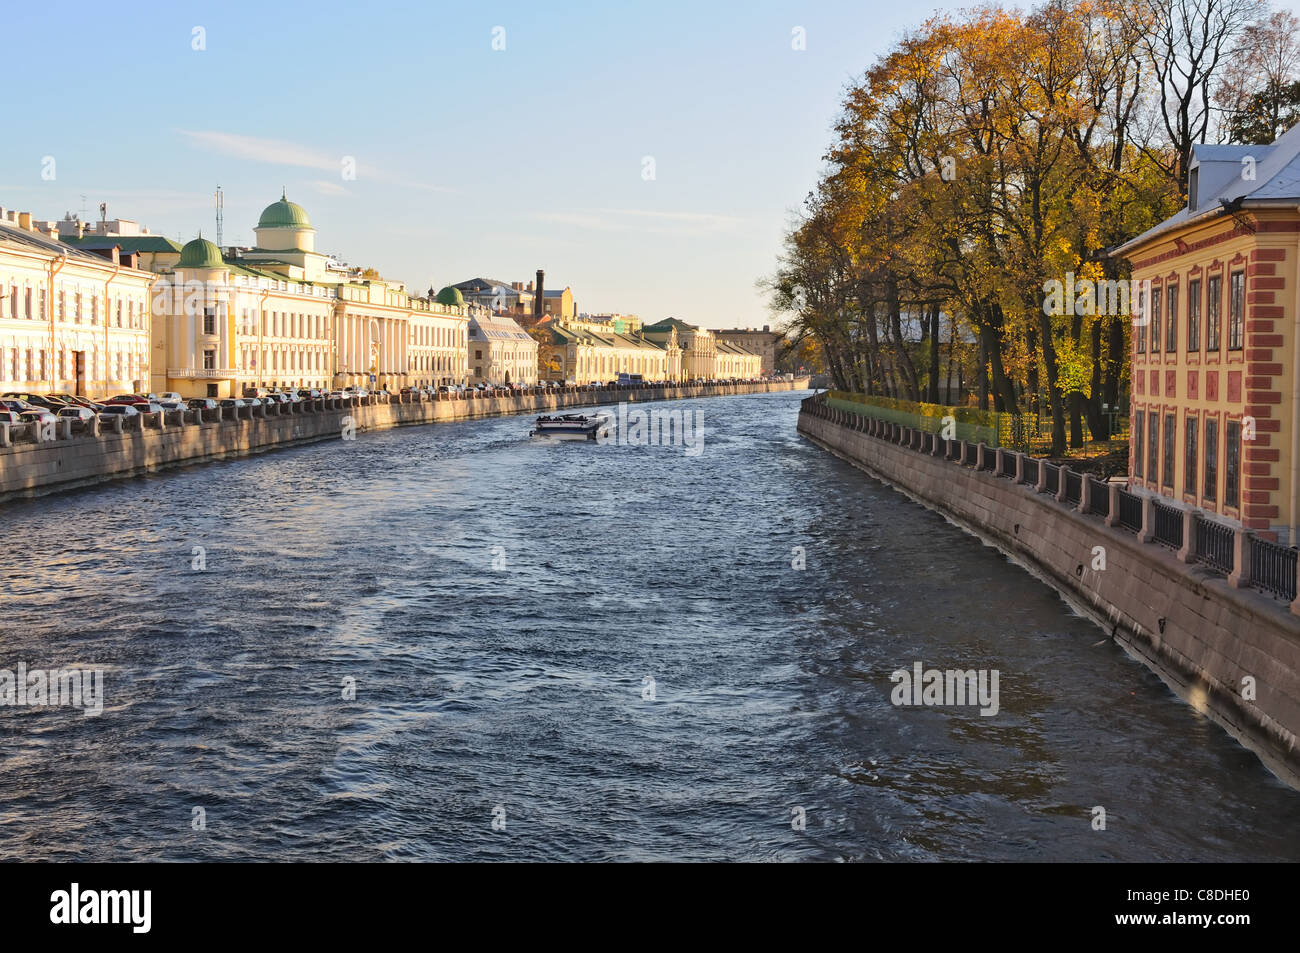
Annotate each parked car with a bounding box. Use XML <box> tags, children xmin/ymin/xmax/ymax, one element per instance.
<box><xmin>104</xmin><ymin>394</ymin><xmax>150</xmax><ymax>406</ymax></box>
<box><xmin>218</xmin><ymin>398</ymin><xmax>247</xmax><ymax>410</ymax></box>
<box><xmin>98</xmin><ymin>404</ymin><xmax>140</xmax><ymax>419</ymax></box>
<box><xmin>19</xmin><ymin>408</ymin><xmax>57</xmax><ymax>425</ymax></box>
<box><xmin>0</xmin><ymin>409</ymin><xmax>21</xmax><ymax>425</ymax></box>
<box><xmin>296</xmin><ymin>388</ymin><xmax>322</xmax><ymax>400</ymax></box>
<box><xmin>158</xmin><ymin>392</ymin><xmax>184</xmax><ymax>404</ymax></box>
<box><xmin>2</xmin><ymin>392</ymin><xmax>68</xmax><ymax>410</ymax></box>
<box><xmin>187</xmin><ymin>398</ymin><xmax>219</xmax><ymax>411</ymax></box>
<box><xmin>0</xmin><ymin>398</ymin><xmax>33</xmax><ymax>413</ymax></box>
<box><xmin>158</xmin><ymin>400</ymin><xmax>186</xmax><ymax>413</ymax></box>
<box><xmin>56</xmin><ymin>406</ymin><xmax>96</xmax><ymax>422</ymax></box>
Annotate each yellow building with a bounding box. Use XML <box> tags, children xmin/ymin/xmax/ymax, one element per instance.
<box><xmin>715</xmin><ymin>340</ymin><xmax>763</xmax><ymax>379</ymax></box>
<box><xmin>1114</xmin><ymin>123</ymin><xmax>1300</xmax><ymax>542</ymax></box>
<box><xmin>0</xmin><ymin>209</ymin><xmax>155</xmax><ymax>398</ymax></box>
<box><xmin>536</xmin><ymin>321</ymin><xmax>677</xmax><ymax>384</ymax></box>
<box><xmin>715</xmin><ymin>326</ymin><xmax>781</xmax><ymax>376</ymax></box>
<box><xmin>643</xmin><ymin>318</ymin><xmax>720</xmax><ymax>380</ymax></box>
<box><xmin>150</xmin><ymin>194</ymin><xmax>468</xmax><ymax>397</ymax></box>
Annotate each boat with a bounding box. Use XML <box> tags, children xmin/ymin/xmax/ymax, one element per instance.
<box><xmin>530</xmin><ymin>413</ymin><xmax>612</xmax><ymax>441</ymax></box>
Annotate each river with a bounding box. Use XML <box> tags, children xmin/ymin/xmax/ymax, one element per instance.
<box><xmin>1</xmin><ymin>389</ymin><xmax>1297</xmax><ymax>860</ymax></box>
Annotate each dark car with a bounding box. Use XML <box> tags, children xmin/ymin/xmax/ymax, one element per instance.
<box><xmin>187</xmin><ymin>398</ymin><xmax>219</xmax><ymax>411</ymax></box>
<box><xmin>97</xmin><ymin>404</ymin><xmax>140</xmax><ymax>418</ymax></box>
<box><xmin>2</xmin><ymin>392</ymin><xmax>68</xmax><ymax>410</ymax></box>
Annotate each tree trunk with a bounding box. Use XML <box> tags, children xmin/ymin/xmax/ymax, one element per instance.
<box><xmin>927</xmin><ymin>304</ymin><xmax>941</xmax><ymax>403</ymax></box>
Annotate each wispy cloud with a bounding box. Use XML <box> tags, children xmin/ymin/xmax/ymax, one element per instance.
<box><xmin>536</xmin><ymin>207</ymin><xmax>747</xmax><ymax>235</ymax></box>
<box><xmin>308</xmin><ymin>179</ymin><xmax>351</xmax><ymax>197</ymax></box>
<box><xmin>177</xmin><ymin>129</ymin><xmax>458</xmax><ymax>195</ymax></box>
<box><xmin>179</xmin><ymin>130</ymin><xmax>340</xmax><ymax>171</ymax></box>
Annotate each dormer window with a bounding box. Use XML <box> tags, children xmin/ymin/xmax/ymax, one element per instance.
<box><xmin>1188</xmin><ymin>167</ymin><xmax>1198</xmax><ymax>211</ymax></box>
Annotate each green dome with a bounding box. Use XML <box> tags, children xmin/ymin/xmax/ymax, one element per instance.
<box><xmin>435</xmin><ymin>286</ymin><xmax>465</xmax><ymax>307</ymax></box>
<box><xmin>176</xmin><ymin>237</ymin><xmax>225</xmax><ymax>269</ymax></box>
<box><xmin>257</xmin><ymin>191</ymin><xmax>312</xmax><ymax>229</ymax></box>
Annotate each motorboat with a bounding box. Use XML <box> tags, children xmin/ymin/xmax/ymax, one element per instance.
<box><xmin>530</xmin><ymin>413</ymin><xmax>611</xmax><ymax>441</ymax></box>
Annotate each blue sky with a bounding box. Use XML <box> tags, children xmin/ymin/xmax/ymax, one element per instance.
<box><xmin>5</xmin><ymin>0</ymin><xmax>1298</xmax><ymax>328</ymax></box>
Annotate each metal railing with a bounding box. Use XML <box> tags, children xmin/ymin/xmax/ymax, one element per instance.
<box><xmin>1088</xmin><ymin>478</ymin><xmax>1110</xmax><ymax>518</ymax></box>
<box><xmin>1195</xmin><ymin>519</ymin><xmax>1234</xmax><ymax>575</ymax></box>
<box><xmin>1020</xmin><ymin>458</ymin><xmax>1039</xmax><ymax>486</ymax></box>
<box><xmin>1250</xmin><ymin>537</ymin><xmax>1298</xmax><ymax>601</ymax></box>
<box><xmin>1153</xmin><ymin>500</ymin><xmax>1184</xmax><ymax>549</ymax></box>
<box><xmin>1064</xmin><ymin>470</ymin><xmax>1082</xmax><ymax>505</ymax></box>
<box><xmin>1117</xmin><ymin>489</ymin><xmax>1143</xmax><ymax>531</ymax></box>
<box><xmin>1042</xmin><ymin>463</ymin><xmax>1060</xmax><ymax>494</ymax></box>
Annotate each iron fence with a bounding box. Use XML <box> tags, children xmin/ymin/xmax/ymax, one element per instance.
<box><xmin>1043</xmin><ymin>463</ymin><xmax>1060</xmax><ymax>494</ymax></box>
<box><xmin>1153</xmin><ymin>501</ymin><xmax>1184</xmax><ymax>549</ymax></box>
<box><xmin>1064</xmin><ymin>470</ymin><xmax>1082</xmax><ymax>505</ymax></box>
<box><xmin>1117</xmin><ymin>489</ymin><xmax>1143</xmax><ymax>531</ymax></box>
<box><xmin>1088</xmin><ymin>478</ymin><xmax>1110</xmax><ymax>518</ymax></box>
<box><xmin>1195</xmin><ymin>519</ymin><xmax>1234</xmax><ymax>575</ymax></box>
<box><xmin>1250</xmin><ymin>536</ymin><xmax>1298</xmax><ymax>601</ymax></box>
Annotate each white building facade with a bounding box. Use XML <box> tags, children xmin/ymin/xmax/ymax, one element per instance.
<box><xmin>0</xmin><ymin>210</ymin><xmax>154</xmax><ymax>398</ymax></box>
<box><xmin>467</xmin><ymin>306</ymin><xmax>538</xmax><ymax>385</ymax></box>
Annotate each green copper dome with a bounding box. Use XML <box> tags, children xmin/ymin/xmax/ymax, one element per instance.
<box><xmin>257</xmin><ymin>191</ymin><xmax>312</xmax><ymax>229</ymax></box>
<box><xmin>176</xmin><ymin>236</ymin><xmax>225</xmax><ymax>269</ymax></box>
<box><xmin>435</xmin><ymin>286</ymin><xmax>465</xmax><ymax>307</ymax></box>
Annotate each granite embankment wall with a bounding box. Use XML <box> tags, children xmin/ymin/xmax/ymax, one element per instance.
<box><xmin>0</xmin><ymin>379</ymin><xmax>808</xmax><ymax>502</ymax></box>
<box><xmin>798</xmin><ymin>398</ymin><xmax>1300</xmax><ymax>788</ymax></box>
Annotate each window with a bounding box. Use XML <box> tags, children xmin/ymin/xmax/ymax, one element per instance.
<box><xmin>1184</xmin><ymin>417</ymin><xmax>1198</xmax><ymax>496</ymax></box>
<box><xmin>1163</xmin><ymin>414</ymin><xmax>1176</xmax><ymax>488</ymax></box>
<box><xmin>1147</xmin><ymin>412</ymin><xmax>1159</xmax><ymax>483</ymax></box>
<box><xmin>1229</xmin><ymin>272</ymin><xmax>1244</xmax><ymax>350</ymax></box>
<box><xmin>1166</xmin><ymin>285</ymin><xmax>1178</xmax><ymax>352</ymax></box>
<box><xmin>1187</xmin><ymin>278</ymin><xmax>1200</xmax><ymax>351</ymax></box>
<box><xmin>1225</xmin><ymin>420</ymin><xmax>1241</xmax><ymax>508</ymax></box>
<box><xmin>203</xmin><ymin>309</ymin><xmax>216</xmax><ymax>335</ymax></box>
<box><xmin>1151</xmin><ymin>287</ymin><xmax>1162</xmax><ymax>352</ymax></box>
<box><xmin>1135</xmin><ymin>290</ymin><xmax>1145</xmax><ymax>353</ymax></box>
<box><xmin>1133</xmin><ymin>408</ymin><xmax>1144</xmax><ymax>478</ymax></box>
<box><xmin>1207</xmin><ymin>275</ymin><xmax>1221</xmax><ymax>351</ymax></box>
<box><xmin>1204</xmin><ymin>418</ymin><xmax>1219</xmax><ymax>502</ymax></box>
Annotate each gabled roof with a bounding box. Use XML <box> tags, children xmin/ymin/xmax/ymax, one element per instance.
<box><xmin>452</xmin><ymin>277</ymin><xmax>524</xmax><ymax>294</ymax></box>
<box><xmin>63</xmin><ymin>235</ymin><xmax>183</xmax><ymax>254</ymax></box>
<box><xmin>0</xmin><ymin>220</ymin><xmax>133</xmax><ymax>265</ymax></box>
<box><xmin>1114</xmin><ymin>122</ymin><xmax>1300</xmax><ymax>256</ymax></box>
<box><xmin>643</xmin><ymin>317</ymin><xmax>696</xmax><ymax>333</ymax></box>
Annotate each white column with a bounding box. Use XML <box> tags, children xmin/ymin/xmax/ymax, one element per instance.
<box><xmin>218</xmin><ymin>299</ymin><xmax>228</xmax><ymax>373</ymax></box>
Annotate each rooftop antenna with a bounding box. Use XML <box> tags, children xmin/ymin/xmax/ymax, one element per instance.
<box><xmin>214</xmin><ymin>186</ymin><xmax>224</xmax><ymax>248</ymax></box>
<box><xmin>98</xmin><ymin>202</ymin><xmax>107</xmax><ymax>222</ymax></box>
<box><xmin>79</xmin><ymin>195</ymin><xmax>87</xmax><ymax>221</ymax></box>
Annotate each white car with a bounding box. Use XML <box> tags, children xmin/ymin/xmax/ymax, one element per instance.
<box><xmin>158</xmin><ymin>392</ymin><xmax>183</xmax><ymax>403</ymax></box>
<box><xmin>57</xmin><ymin>406</ymin><xmax>97</xmax><ymax>421</ymax></box>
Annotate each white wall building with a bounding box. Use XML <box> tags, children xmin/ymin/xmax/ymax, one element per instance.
<box><xmin>0</xmin><ymin>210</ymin><xmax>154</xmax><ymax>398</ymax></box>
<box><xmin>467</xmin><ymin>305</ymin><xmax>538</xmax><ymax>385</ymax></box>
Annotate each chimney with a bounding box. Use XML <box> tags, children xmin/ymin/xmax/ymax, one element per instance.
<box><xmin>18</xmin><ymin>212</ymin><xmax>33</xmax><ymax>231</ymax></box>
<box><xmin>534</xmin><ymin>269</ymin><xmax>544</xmax><ymax>318</ymax></box>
